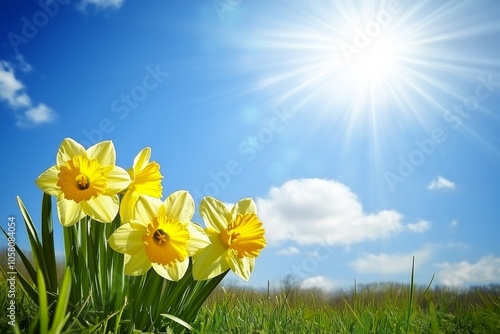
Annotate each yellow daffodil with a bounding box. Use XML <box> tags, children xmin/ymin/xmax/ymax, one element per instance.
<box><xmin>108</xmin><ymin>191</ymin><xmax>210</xmax><ymax>281</ymax></box>
<box><xmin>120</xmin><ymin>147</ymin><xmax>163</xmax><ymax>223</ymax></box>
<box><xmin>35</xmin><ymin>138</ymin><xmax>131</xmax><ymax>227</ymax></box>
<box><xmin>192</xmin><ymin>197</ymin><xmax>266</xmax><ymax>281</ymax></box>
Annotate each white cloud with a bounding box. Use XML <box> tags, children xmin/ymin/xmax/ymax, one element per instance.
<box><xmin>450</xmin><ymin>219</ymin><xmax>458</xmax><ymax>228</ymax></box>
<box><xmin>257</xmin><ymin>178</ymin><xmax>415</xmax><ymax>247</ymax></box>
<box><xmin>436</xmin><ymin>256</ymin><xmax>500</xmax><ymax>286</ymax></box>
<box><xmin>407</xmin><ymin>220</ymin><xmax>431</xmax><ymax>233</ymax></box>
<box><xmin>0</xmin><ymin>60</ymin><xmax>55</xmax><ymax>128</ymax></box>
<box><xmin>276</xmin><ymin>246</ymin><xmax>300</xmax><ymax>255</ymax></box>
<box><xmin>300</xmin><ymin>276</ymin><xmax>335</xmax><ymax>292</ymax></box>
<box><xmin>17</xmin><ymin>103</ymin><xmax>56</xmax><ymax>128</ymax></box>
<box><xmin>79</xmin><ymin>0</ymin><xmax>125</xmax><ymax>10</ymax></box>
<box><xmin>0</xmin><ymin>61</ymin><xmax>32</xmax><ymax>108</ymax></box>
<box><xmin>428</xmin><ymin>176</ymin><xmax>455</xmax><ymax>190</ymax></box>
<box><xmin>350</xmin><ymin>248</ymin><xmax>433</xmax><ymax>274</ymax></box>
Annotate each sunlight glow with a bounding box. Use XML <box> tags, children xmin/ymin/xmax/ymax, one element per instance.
<box><xmin>349</xmin><ymin>36</ymin><xmax>400</xmax><ymax>85</ymax></box>
<box><xmin>239</xmin><ymin>0</ymin><xmax>500</xmax><ymax>141</ymax></box>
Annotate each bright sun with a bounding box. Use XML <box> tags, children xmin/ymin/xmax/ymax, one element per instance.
<box><xmin>241</xmin><ymin>0</ymin><xmax>499</xmax><ymax>143</ymax></box>
<box><xmin>350</xmin><ymin>36</ymin><xmax>400</xmax><ymax>85</ymax></box>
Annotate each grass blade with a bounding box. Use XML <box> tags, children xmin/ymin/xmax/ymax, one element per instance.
<box><xmin>49</xmin><ymin>267</ymin><xmax>72</xmax><ymax>334</ymax></box>
<box><xmin>41</xmin><ymin>193</ymin><xmax>58</xmax><ymax>292</ymax></box>
<box><xmin>161</xmin><ymin>313</ymin><xmax>194</xmax><ymax>331</ymax></box>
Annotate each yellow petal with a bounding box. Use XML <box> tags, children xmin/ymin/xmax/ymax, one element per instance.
<box><xmin>108</xmin><ymin>223</ymin><xmax>146</xmax><ymax>254</ymax></box>
<box><xmin>132</xmin><ymin>195</ymin><xmax>162</xmax><ymax>227</ymax></box>
<box><xmin>82</xmin><ymin>195</ymin><xmax>118</xmax><ymax>223</ymax></box>
<box><xmin>163</xmin><ymin>191</ymin><xmax>194</xmax><ymax>222</ymax></box>
<box><xmin>200</xmin><ymin>196</ymin><xmax>230</xmax><ymax>233</ymax></box>
<box><xmin>192</xmin><ymin>238</ymin><xmax>229</xmax><ymax>280</ymax></box>
<box><xmin>152</xmin><ymin>257</ymin><xmax>189</xmax><ymax>281</ymax></box>
<box><xmin>226</xmin><ymin>253</ymin><xmax>255</xmax><ymax>281</ymax></box>
<box><xmin>35</xmin><ymin>165</ymin><xmax>61</xmax><ymax>196</ymax></box>
<box><xmin>104</xmin><ymin>166</ymin><xmax>131</xmax><ymax>195</ymax></box>
<box><xmin>57</xmin><ymin>138</ymin><xmax>86</xmax><ymax>166</ymax></box>
<box><xmin>87</xmin><ymin>140</ymin><xmax>115</xmax><ymax>166</ymax></box>
<box><xmin>119</xmin><ymin>190</ymin><xmax>139</xmax><ymax>223</ymax></box>
<box><xmin>124</xmin><ymin>252</ymin><xmax>151</xmax><ymax>276</ymax></box>
<box><xmin>133</xmin><ymin>147</ymin><xmax>151</xmax><ymax>174</ymax></box>
<box><xmin>56</xmin><ymin>196</ymin><xmax>86</xmax><ymax>227</ymax></box>
<box><xmin>186</xmin><ymin>223</ymin><xmax>210</xmax><ymax>256</ymax></box>
<box><xmin>232</xmin><ymin>198</ymin><xmax>257</xmax><ymax>220</ymax></box>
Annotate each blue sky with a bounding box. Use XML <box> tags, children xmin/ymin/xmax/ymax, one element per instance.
<box><xmin>1</xmin><ymin>0</ymin><xmax>500</xmax><ymax>291</ymax></box>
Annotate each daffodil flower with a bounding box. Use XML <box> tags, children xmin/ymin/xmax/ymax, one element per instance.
<box><xmin>192</xmin><ymin>197</ymin><xmax>266</xmax><ymax>281</ymax></box>
<box><xmin>35</xmin><ymin>138</ymin><xmax>131</xmax><ymax>227</ymax></box>
<box><xmin>120</xmin><ymin>147</ymin><xmax>163</xmax><ymax>223</ymax></box>
<box><xmin>108</xmin><ymin>191</ymin><xmax>210</xmax><ymax>281</ymax></box>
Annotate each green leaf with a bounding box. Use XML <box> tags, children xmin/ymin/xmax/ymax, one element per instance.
<box><xmin>41</xmin><ymin>193</ymin><xmax>58</xmax><ymax>293</ymax></box>
<box><xmin>49</xmin><ymin>267</ymin><xmax>72</xmax><ymax>334</ymax></box>
<box><xmin>161</xmin><ymin>313</ymin><xmax>194</xmax><ymax>331</ymax></box>
<box><xmin>37</xmin><ymin>267</ymin><xmax>49</xmax><ymax>333</ymax></box>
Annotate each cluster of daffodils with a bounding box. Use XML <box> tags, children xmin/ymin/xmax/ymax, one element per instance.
<box><xmin>35</xmin><ymin>138</ymin><xmax>266</xmax><ymax>281</ymax></box>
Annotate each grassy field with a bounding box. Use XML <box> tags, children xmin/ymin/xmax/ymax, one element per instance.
<box><xmin>191</xmin><ymin>283</ymin><xmax>500</xmax><ymax>334</ymax></box>
<box><xmin>2</xmin><ymin>274</ymin><xmax>500</xmax><ymax>333</ymax></box>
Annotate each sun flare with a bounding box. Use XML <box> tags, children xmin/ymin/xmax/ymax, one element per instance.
<box><xmin>348</xmin><ymin>36</ymin><xmax>400</xmax><ymax>85</ymax></box>
<box><xmin>238</xmin><ymin>0</ymin><xmax>500</xmax><ymax>144</ymax></box>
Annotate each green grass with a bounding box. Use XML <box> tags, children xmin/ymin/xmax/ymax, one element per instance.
<box><xmin>2</xmin><ymin>251</ymin><xmax>500</xmax><ymax>333</ymax></box>
<box><xmin>4</xmin><ymin>278</ymin><xmax>499</xmax><ymax>333</ymax></box>
<box><xmin>192</xmin><ymin>283</ymin><xmax>500</xmax><ymax>334</ymax></box>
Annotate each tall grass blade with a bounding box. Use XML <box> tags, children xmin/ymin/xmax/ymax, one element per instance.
<box><xmin>49</xmin><ymin>267</ymin><xmax>72</xmax><ymax>334</ymax></box>
<box><xmin>405</xmin><ymin>256</ymin><xmax>415</xmax><ymax>333</ymax></box>
<box><xmin>41</xmin><ymin>193</ymin><xmax>58</xmax><ymax>292</ymax></box>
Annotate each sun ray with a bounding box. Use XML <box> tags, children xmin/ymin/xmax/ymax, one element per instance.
<box><xmin>225</xmin><ymin>0</ymin><xmax>500</xmax><ymax>166</ymax></box>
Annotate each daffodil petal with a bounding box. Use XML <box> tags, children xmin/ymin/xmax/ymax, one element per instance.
<box><xmin>57</xmin><ymin>138</ymin><xmax>86</xmax><ymax>166</ymax></box>
<box><xmin>108</xmin><ymin>223</ymin><xmax>146</xmax><ymax>254</ymax></box>
<box><xmin>87</xmin><ymin>140</ymin><xmax>115</xmax><ymax>166</ymax></box>
<box><xmin>226</xmin><ymin>253</ymin><xmax>255</xmax><ymax>281</ymax></box>
<box><xmin>163</xmin><ymin>191</ymin><xmax>194</xmax><ymax>222</ymax></box>
<box><xmin>119</xmin><ymin>190</ymin><xmax>139</xmax><ymax>223</ymax></box>
<box><xmin>35</xmin><ymin>165</ymin><xmax>61</xmax><ymax>196</ymax></box>
<box><xmin>133</xmin><ymin>147</ymin><xmax>151</xmax><ymax>174</ymax></box>
<box><xmin>124</xmin><ymin>251</ymin><xmax>151</xmax><ymax>276</ymax></box>
<box><xmin>104</xmin><ymin>166</ymin><xmax>131</xmax><ymax>195</ymax></box>
<box><xmin>152</xmin><ymin>258</ymin><xmax>189</xmax><ymax>281</ymax></box>
<box><xmin>82</xmin><ymin>195</ymin><xmax>118</xmax><ymax>223</ymax></box>
<box><xmin>232</xmin><ymin>198</ymin><xmax>257</xmax><ymax>220</ymax></box>
<box><xmin>186</xmin><ymin>223</ymin><xmax>210</xmax><ymax>256</ymax></box>
<box><xmin>200</xmin><ymin>196</ymin><xmax>230</xmax><ymax>233</ymax></box>
<box><xmin>57</xmin><ymin>196</ymin><xmax>86</xmax><ymax>227</ymax></box>
<box><xmin>132</xmin><ymin>196</ymin><xmax>162</xmax><ymax>227</ymax></box>
<box><xmin>192</xmin><ymin>239</ymin><xmax>229</xmax><ymax>280</ymax></box>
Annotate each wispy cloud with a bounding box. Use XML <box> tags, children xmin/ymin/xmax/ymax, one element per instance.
<box><xmin>257</xmin><ymin>178</ymin><xmax>421</xmax><ymax>247</ymax></box>
<box><xmin>0</xmin><ymin>61</ymin><xmax>31</xmax><ymax>108</ymax></box>
<box><xmin>350</xmin><ymin>247</ymin><xmax>433</xmax><ymax>274</ymax></box>
<box><xmin>21</xmin><ymin>104</ymin><xmax>56</xmax><ymax>126</ymax></box>
<box><xmin>276</xmin><ymin>246</ymin><xmax>300</xmax><ymax>255</ymax></box>
<box><xmin>15</xmin><ymin>54</ymin><xmax>33</xmax><ymax>73</ymax></box>
<box><xmin>300</xmin><ymin>276</ymin><xmax>335</xmax><ymax>292</ymax></box>
<box><xmin>436</xmin><ymin>256</ymin><xmax>500</xmax><ymax>286</ymax></box>
<box><xmin>450</xmin><ymin>219</ymin><xmax>458</xmax><ymax>228</ymax></box>
<box><xmin>428</xmin><ymin>176</ymin><xmax>455</xmax><ymax>190</ymax></box>
<box><xmin>407</xmin><ymin>220</ymin><xmax>431</xmax><ymax>233</ymax></box>
<box><xmin>0</xmin><ymin>60</ymin><xmax>55</xmax><ymax>128</ymax></box>
<box><xmin>78</xmin><ymin>0</ymin><xmax>125</xmax><ymax>11</ymax></box>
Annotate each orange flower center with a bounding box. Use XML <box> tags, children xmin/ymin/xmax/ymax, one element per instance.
<box><xmin>220</xmin><ymin>214</ymin><xmax>266</xmax><ymax>258</ymax></box>
<box><xmin>57</xmin><ymin>155</ymin><xmax>106</xmax><ymax>203</ymax></box>
<box><xmin>142</xmin><ymin>216</ymin><xmax>189</xmax><ymax>266</ymax></box>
